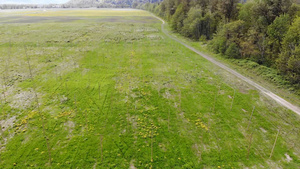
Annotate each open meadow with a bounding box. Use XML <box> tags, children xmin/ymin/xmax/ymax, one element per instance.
<box><xmin>0</xmin><ymin>9</ymin><xmax>299</xmax><ymax>168</ymax></box>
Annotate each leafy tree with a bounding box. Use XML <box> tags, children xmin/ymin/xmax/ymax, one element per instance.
<box><xmin>255</xmin><ymin>32</ymin><xmax>268</xmax><ymax>64</ymax></box>
<box><xmin>266</xmin><ymin>14</ymin><xmax>291</xmax><ymax>65</ymax></box>
<box><xmin>190</xmin><ymin>0</ymin><xmax>209</xmax><ymax>13</ymax></box>
<box><xmin>277</xmin><ymin>17</ymin><xmax>300</xmax><ymax>84</ymax></box>
<box><xmin>209</xmin><ymin>0</ymin><xmax>220</xmax><ymax>13</ymax></box>
<box><xmin>252</xmin><ymin>0</ymin><xmax>292</xmax><ymax>25</ymax></box>
<box><xmin>225</xmin><ymin>43</ymin><xmax>240</xmax><ymax>58</ymax></box>
<box><xmin>238</xmin><ymin>2</ymin><xmax>255</xmax><ymax>28</ymax></box>
<box><xmin>239</xmin><ymin>29</ymin><xmax>260</xmax><ymax>59</ymax></box>
<box><xmin>209</xmin><ymin>20</ymin><xmax>245</xmax><ymax>57</ymax></box>
<box><xmin>181</xmin><ymin>7</ymin><xmax>212</xmax><ymax>39</ymax></box>
<box><xmin>159</xmin><ymin>0</ymin><xmax>177</xmax><ymax>19</ymax></box>
<box><xmin>218</xmin><ymin>0</ymin><xmax>240</xmax><ymax>22</ymax></box>
<box><xmin>170</xmin><ymin>4</ymin><xmax>186</xmax><ymax>32</ymax></box>
<box><xmin>287</xmin><ymin>3</ymin><xmax>300</xmax><ymax>19</ymax></box>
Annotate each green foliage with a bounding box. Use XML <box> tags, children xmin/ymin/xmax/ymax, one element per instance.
<box><xmin>225</xmin><ymin>43</ymin><xmax>240</xmax><ymax>58</ymax></box>
<box><xmin>218</xmin><ymin>0</ymin><xmax>240</xmax><ymax>22</ymax></box>
<box><xmin>287</xmin><ymin>3</ymin><xmax>300</xmax><ymax>19</ymax></box>
<box><xmin>182</xmin><ymin>8</ymin><xmax>213</xmax><ymax>40</ymax></box>
<box><xmin>277</xmin><ymin>17</ymin><xmax>300</xmax><ymax>85</ymax></box>
<box><xmin>147</xmin><ymin>0</ymin><xmax>241</xmax><ymax>40</ymax></box>
<box><xmin>231</xmin><ymin>59</ymin><xmax>291</xmax><ymax>87</ymax></box>
<box><xmin>210</xmin><ymin>20</ymin><xmax>245</xmax><ymax>58</ymax></box>
<box><xmin>199</xmin><ymin>35</ymin><xmax>207</xmax><ymax>43</ymax></box>
<box><xmin>170</xmin><ymin>4</ymin><xmax>185</xmax><ymax>32</ymax></box>
<box><xmin>209</xmin><ymin>36</ymin><xmax>227</xmax><ymax>54</ymax></box>
<box><xmin>266</xmin><ymin>14</ymin><xmax>291</xmax><ymax>64</ymax></box>
<box><xmin>238</xmin><ymin>2</ymin><xmax>255</xmax><ymax>28</ymax></box>
<box><xmin>252</xmin><ymin>0</ymin><xmax>292</xmax><ymax>25</ymax></box>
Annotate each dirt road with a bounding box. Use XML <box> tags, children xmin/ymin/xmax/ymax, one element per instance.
<box><xmin>153</xmin><ymin>15</ymin><xmax>300</xmax><ymax>116</ymax></box>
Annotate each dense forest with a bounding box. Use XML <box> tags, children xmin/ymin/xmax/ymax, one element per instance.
<box><xmin>143</xmin><ymin>0</ymin><xmax>300</xmax><ymax>90</ymax></box>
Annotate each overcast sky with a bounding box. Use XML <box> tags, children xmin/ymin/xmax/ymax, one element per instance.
<box><xmin>0</xmin><ymin>0</ymin><xmax>69</xmax><ymax>4</ymax></box>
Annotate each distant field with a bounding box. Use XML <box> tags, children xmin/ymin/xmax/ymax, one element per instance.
<box><xmin>0</xmin><ymin>9</ymin><xmax>299</xmax><ymax>168</ymax></box>
<box><xmin>26</xmin><ymin>8</ymin><xmax>151</xmax><ymax>17</ymax></box>
<box><xmin>0</xmin><ymin>15</ymin><xmax>159</xmax><ymax>24</ymax></box>
<box><xmin>0</xmin><ymin>9</ymin><xmax>158</xmax><ymax>24</ymax></box>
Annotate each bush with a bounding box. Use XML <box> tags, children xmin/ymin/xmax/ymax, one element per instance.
<box><xmin>225</xmin><ymin>43</ymin><xmax>240</xmax><ymax>58</ymax></box>
<box><xmin>199</xmin><ymin>35</ymin><xmax>207</xmax><ymax>43</ymax></box>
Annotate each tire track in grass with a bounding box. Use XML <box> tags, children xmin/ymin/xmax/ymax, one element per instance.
<box><xmin>152</xmin><ymin>15</ymin><xmax>300</xmax><ymax>116</ymax></box>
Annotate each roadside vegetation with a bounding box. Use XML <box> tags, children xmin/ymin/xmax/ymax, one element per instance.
<box><xmin>0</xmin><ymin>9</ymin><xmax>299</xmax><ymax>168</ymax></box>
<box><xmin>143</xmin><ymin>0</ymin><xmax>300</xmax><ymax>96</ymax></box>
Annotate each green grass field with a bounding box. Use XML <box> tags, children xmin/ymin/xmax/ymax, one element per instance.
<box><xmin>0</xmin><ymin>9</ymin><xmax>299</xmax><ymax>168</ymax></box>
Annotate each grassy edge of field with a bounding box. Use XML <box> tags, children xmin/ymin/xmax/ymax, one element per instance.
<box><xmin>151</xmin><ymin>14</ymin><xmax>300</xmax><ymax>107</ymax></box>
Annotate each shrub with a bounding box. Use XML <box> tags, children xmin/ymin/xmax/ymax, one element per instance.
<box><xmin>225</xmin><ymin>43</ymin><xmax>240</xmax><ymax>58</ymax></box>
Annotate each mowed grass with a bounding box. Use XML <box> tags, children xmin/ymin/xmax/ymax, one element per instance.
<box><xmin>0</xmin><ymin>9</ymin><xmax>299</xmax><ymax>168</ymax></box>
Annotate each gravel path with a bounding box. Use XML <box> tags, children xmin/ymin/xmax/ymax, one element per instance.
<box><xmin>153</xmin><ymin>15</ymin><xmax>300</xmax><ymax>116</ymax></box>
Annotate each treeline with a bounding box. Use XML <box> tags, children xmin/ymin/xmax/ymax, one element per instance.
<box><xmin>65</xmin><ymin>0</ymin><xmax>162</xmax><ymax>8</ymax></box>
<box><xmin>65</xmin><ymin>0</ymin><xmax>122</xmax><ymax>8</ymax></box>
<box><xmin>143</xmin><ymin>0</ymin><xmax>300</xmax><ymax>87</ymax></box>
<box><xmin>0</xmin><ymin>0</ymin><xmax>163</xmax><ymax>9</ymax></box>
<box><xmin>0</xmin><ymin>4</ymin><xmax>61</xmax><ymax>9</ymax></box>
